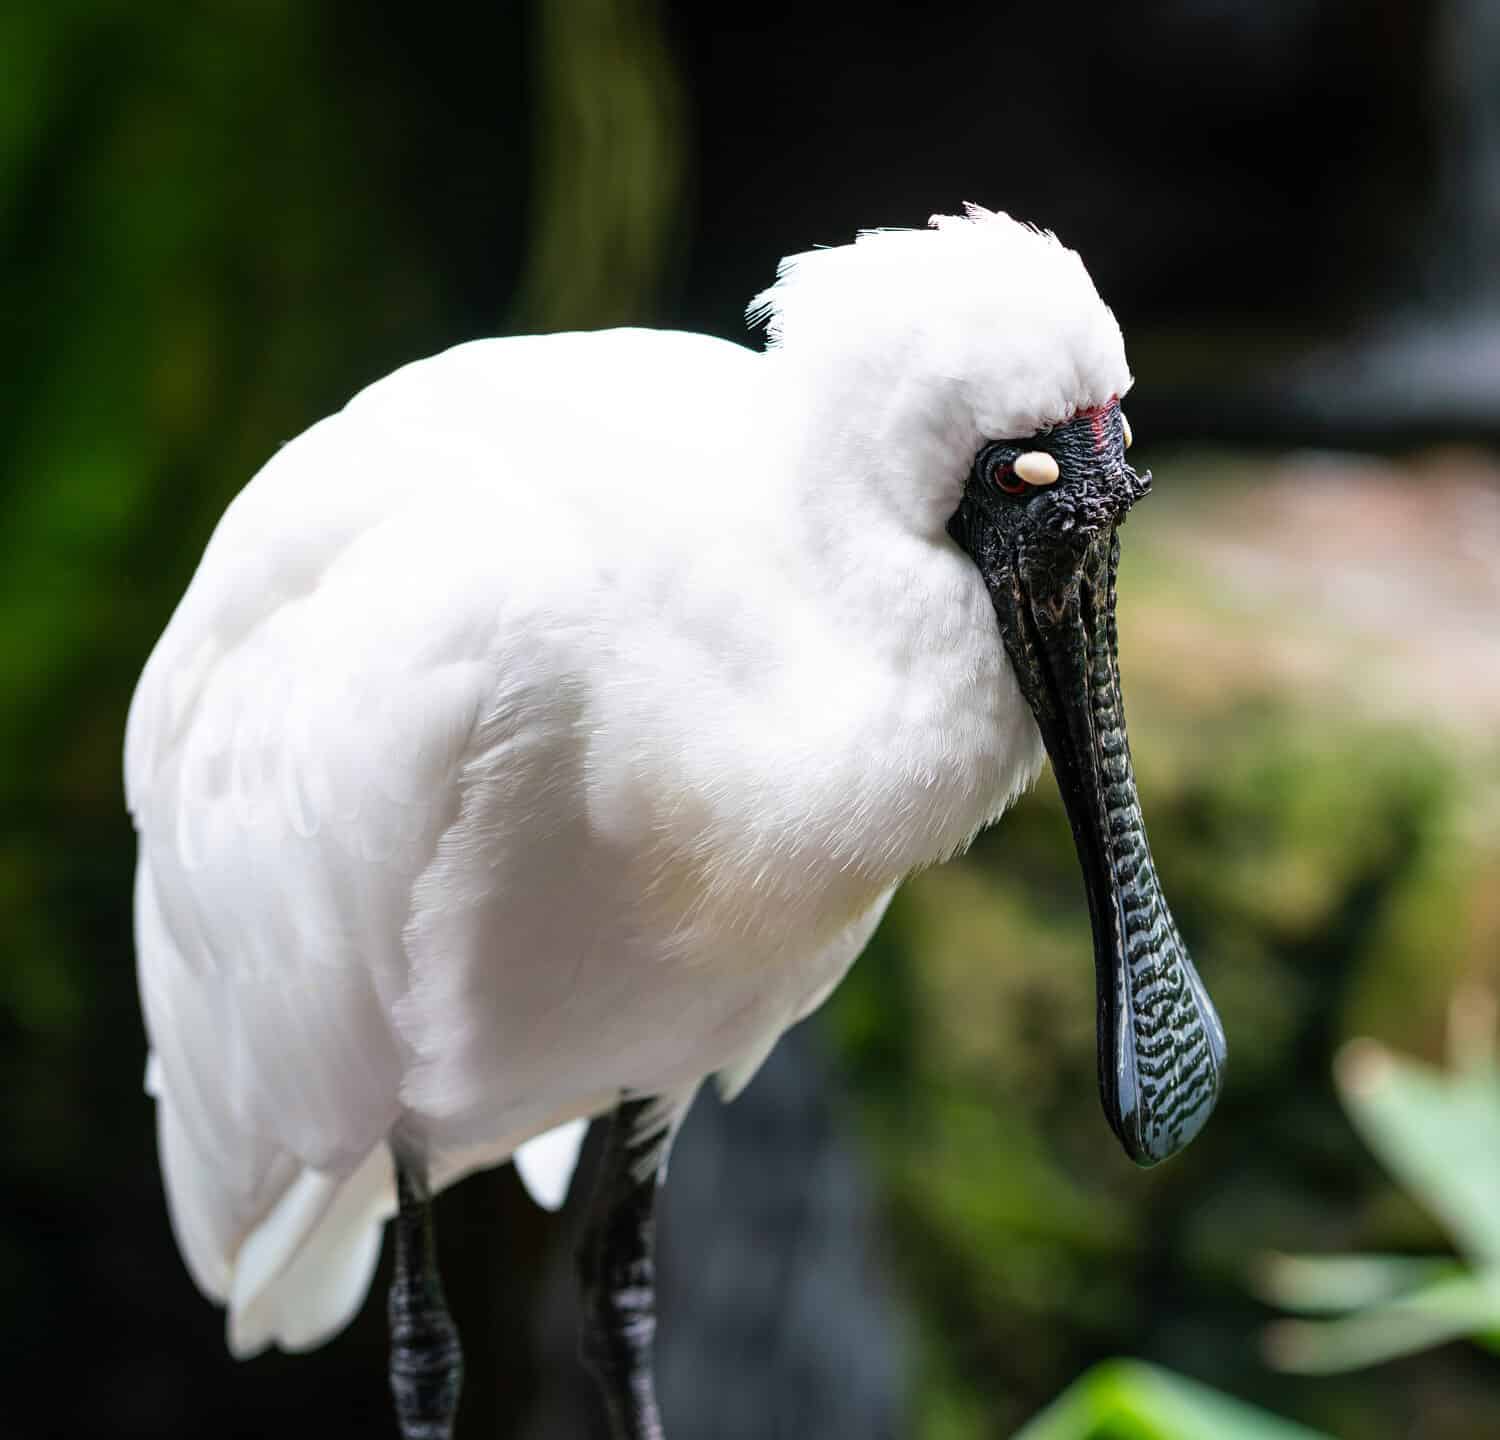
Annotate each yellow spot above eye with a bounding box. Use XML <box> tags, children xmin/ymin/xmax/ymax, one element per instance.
<box><xmin>1014</xmin><ymin>451</ymin><xmax>1059</xmax><ymax>486</ymax></box>
<box><xmin>1121</xmin><ymin>411</ymin><xmax>1134</xmax><ymax>450</ymax></box>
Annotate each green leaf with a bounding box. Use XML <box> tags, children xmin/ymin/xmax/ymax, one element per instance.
<box><xmin>1335</xmin><ymin>1040</ymin><xmax>1500</xmax><ymax>1267</ymax></box>
<box><xmin>1253</xmin><ymin>1251</ymin><xmax>1463</xmax><ymax>1315</ymax></box>
<box><xmin>1011</xmin><ymin>1360</ymin><xmax>1333</xmax><ymax>1440</ymax></box>
<box><xmin>1263</xmin><ymin>1268</ymin><xmax>1500</xmax><ymax>1374</ymax></box>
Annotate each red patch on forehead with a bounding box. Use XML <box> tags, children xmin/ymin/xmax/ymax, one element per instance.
<box><xmin>1074</xmin><ymin>395</ymin><xmax>1119</xmax><ymax>454</ymax></box>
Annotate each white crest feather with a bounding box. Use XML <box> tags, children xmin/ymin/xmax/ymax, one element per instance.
<box><xmin>747</xmin><ymin>204</ymin><xmax>1131</xmax><ymax>440</ymax></box>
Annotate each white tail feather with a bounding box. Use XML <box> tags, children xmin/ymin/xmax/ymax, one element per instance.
<box><xmin>227</xmin><ymin>1145</ymin><xmax>394</xmax><ymax>1358</ymax></box>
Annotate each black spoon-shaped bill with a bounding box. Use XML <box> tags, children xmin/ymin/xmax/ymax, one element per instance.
<box><xmin>950</xmin><ymin>451</ymin><xmax>1226</xmax><ymax>1166</ymax></box>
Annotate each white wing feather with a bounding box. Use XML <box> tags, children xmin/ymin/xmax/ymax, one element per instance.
<box><xmin>127</xmin><ymin>331</ymin><xmax>758</xmax><ymax>1345</ymax></box>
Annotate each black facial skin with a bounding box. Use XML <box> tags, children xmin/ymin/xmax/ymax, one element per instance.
<box><xmin>948</xmin><ymin>400</ymin><xmax>1226</xmax><ymax>1166</ymax></box>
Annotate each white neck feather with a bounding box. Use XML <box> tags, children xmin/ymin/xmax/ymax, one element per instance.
<box><xmin>669</xmin><ymin>350</ymin><xmax>1044</xmax><ymax>921</ymax></box>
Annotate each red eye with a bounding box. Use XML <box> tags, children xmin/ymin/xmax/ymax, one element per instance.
<box><xmin>994</xmin><ymin>465</ymin><xmax>1026</xmax><ymax>494</ymax></box>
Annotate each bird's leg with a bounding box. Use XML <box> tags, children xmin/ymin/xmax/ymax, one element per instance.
<box><xmin>577</xmin><ymin>1096</ymin><xmax>675</xmax><ymax>1440</ymax></box>
<box><xmin>388</xmin><ymin>1152</ymin><xmax>463</xmax><ymax>1440</ymax></box>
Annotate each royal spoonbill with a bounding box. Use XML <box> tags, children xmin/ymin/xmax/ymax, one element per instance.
<box><xmin>127</xmin><ymin>205</ymin><xmax>1226</xmax><ymax>1439</ymax></box>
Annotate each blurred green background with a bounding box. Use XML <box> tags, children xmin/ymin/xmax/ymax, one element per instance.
<box><xmin>4</xmin><ymin>2</ymin><xmax>1499</xmax><ymax>1437</ymax></box>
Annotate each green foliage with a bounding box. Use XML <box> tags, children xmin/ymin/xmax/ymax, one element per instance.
<box><xmin>1260</xmin><ymin>1018</ymin><xmax>1500</xmax><ymax>1373</ymax></box>
<box><xmin>1012</xmin><ymin>1361</ymin><xmax>1332</xmax><ymax>1440</ymax></box>
<box><xmin>514</xmin><ymin>0</ymin><xmax>685</xmax><ymax>332</ymax></box>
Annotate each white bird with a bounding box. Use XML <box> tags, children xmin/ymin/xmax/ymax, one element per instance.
<box><xmin>126</xmin><ymin>206</ymin><xmax>1225</xmax><ymax>1438</ymax></box>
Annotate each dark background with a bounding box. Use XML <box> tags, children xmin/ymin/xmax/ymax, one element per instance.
<box><xmin>4</xmin><ymin>2</ymin><xmax>1498</xmax><ymax>1437</ymax></box>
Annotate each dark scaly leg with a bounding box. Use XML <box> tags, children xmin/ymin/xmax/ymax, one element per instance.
<box><xmin>577</xmin><ymin>1096</ymin><xmax>676</xmax><ymax>1440</ymax></box>
<box><xmin>388</xmin><ymin>1153</ymin><xmax>464</xmax><ymax>1440</ymax></box>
